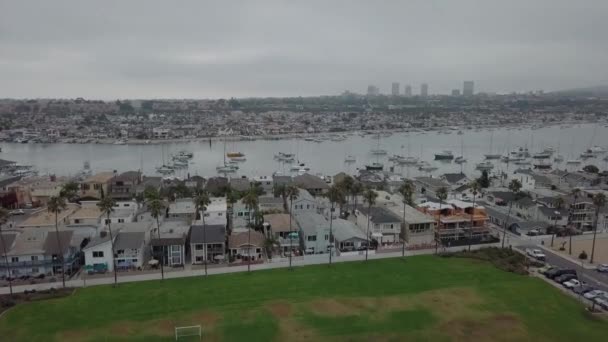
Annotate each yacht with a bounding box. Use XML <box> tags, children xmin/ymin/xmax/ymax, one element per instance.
<box><xmin>566</xmin><ymin>159</ymin><xmax>582</xmax><ymax>165</ymax></box>
<box><xmin>484</xmin><ymin>154</ymin><xmax>501</xmax><ymax>160</ymax></box>
<box><xmin>476</xmin><ymin>162</ymin><xmax>494</xmax><ymax>171</ymax></box>
<box><xmin>388</xmin><ymin>154</ymin><xmax>405</xmax><ymax>162</ymax></box>
<box><xmin>344</xmin><ymin>155</ymin><xmax>356</xmax><ymax>163</ymax></box>
<box><xmin>418</xmin><ymin>162</ymin><xmax>438</xmax><ymax>172</ymax></box>
<box><xmin>590</xmin><ymin>145</ymin><xmax>606</xmax><ymax>154</ymax></box>
<box><xmin>454</xmin><ymin>156</ymin><xmax>467</xmax><ymax>164</ymax></box>
<box><xmin>532</xmin><ymin>152</ymin><xmax>551</xmax><ymax>159</ymax></box>
<box><xmin>371</xmin><ymin>148</ymin><xmax>388</xmax><ymax>155</ymax></box>
<box><xmin>229</xmin><ymin>156</ymin><xmax>247</xmax><ymax>162</ymax></box>
<box><xmin>365</xmin><ymin>162</ymin><xmax>384</xmax><ymax>171</ymax></box>
<box><xmin>226</xmin><ymin>151</ymin><xmax>245</xmax><ymax>158</ymax></box>
<box><xmin>533</xmin><ymin>161</ymin><xmax>552</xmax><ymax>170</ymax></box>
<box><xmin>274</xmin><ymin>152</ymin><xmax>295</xmax><ymax>162</ymax></box>
<box><xmin>397</xmin><ymin>156</ymin><xmax>419</xmax><ymax>165</ymax></box>
<box><xmin>156</xmin><ymin>165</ymin><xmax>174</xmax><ymax>174</ymax></box>
<box><xmin>434</xmin><ymin>151</ymin><xmax>454</xmax><ymax>160</ymax></box>
<box><xmin>580</xmin><ymin>149</ymin><xmax>595</xmax><ymax>159</ymax></box>
<box><xmin>553</xmin><ymin>155</ymin><xmax>564</xmax><ymax>163</ymax></box>
<box><xmin>514</xmin><ymin>159</ymin><xmax>532</xmax><ymax>166</ymax></box>
<box><xmin>216</xmin><ymin>165</ymin><xmax>238</xmax><ymax>173</ymax></box>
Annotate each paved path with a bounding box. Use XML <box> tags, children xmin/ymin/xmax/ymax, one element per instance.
<box><xmin>0</xmin><ymin>243</ymin><xmax>499</xmax><ymax>295</ymax></box>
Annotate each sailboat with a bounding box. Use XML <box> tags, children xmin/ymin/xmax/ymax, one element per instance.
<box><xmin>455</xmin><ymin>137</ymin><xmax>467</xmax><ymax>164</ymax></box>
<box><xmin>484</xmin><ymin>131</ymin><xmax>501</xmax><ymax>159</ymax></box>
<box><xmin>370</xmin><ymin>134</ymin><xmax>387</xmax><ymax>155</ymax></box>
<box><xmin>217</xmin><ymin>136</ymin><xmax>238</xmax><ymax>173</ymax></box>
<box><xmin>156</xmin><ymin>145</ymin><xmax>175</xmax><ymax>174</ymax></box>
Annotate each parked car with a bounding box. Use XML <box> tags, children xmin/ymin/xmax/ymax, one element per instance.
<box><xmin>584</xmin><ymin>290</ymin><xmax>608</xmax><ymax>300</ymax></box>
<box><xmin>538</xmin><ymin>265</ymin><xmax>555</xmax><ymax>274</ymax></box>
<box><xmin>596</xmin><ymin>264</ymin><xmax>608</xmax><ymax>273</ymax></box>
<box><xmin>546</xmin><ymin>269</ymin><xmax>577</xmax><ymax>279</ymax></box>
<box><xmin>526</xmin><ymin>248</ymin><xmax>546</xmax><ymax>261</ymax></box>
<box><xmin>10</xmin><ymin>209</ymin><xmax>25</xmax><ymax>215</ymax></box>
<box><xmin>573</xmin><ymin>285</ymin><xmax>594</xmax><ymax>295</ymax></box>
<box><xmin>554</xmin><ymin>274</ymin><xmax>577</xmax><ymax>283</ymax></box>
<box><xmin>563</xmin><ymin>279</ymin><xmax>584</xmax><ymax>289</ymax></box>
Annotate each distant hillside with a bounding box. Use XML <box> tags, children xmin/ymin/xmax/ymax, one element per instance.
<box><xmin>553</xmin><ymin>85</ymin><xmax>608</xmax><ymax>97</ymax></box>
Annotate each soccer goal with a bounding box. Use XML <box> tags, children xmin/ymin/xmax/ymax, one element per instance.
<box><xmin>175</xmin><ymin>325</ymin><xmax>202</xmax><ymax>341</ymax></box>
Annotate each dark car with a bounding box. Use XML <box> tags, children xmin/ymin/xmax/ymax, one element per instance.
<box><xmin>554</xmin><ymin>274</ymin><xmax>577</xmax><ymax>283</ymax></box>
<box><xmin>546</xmin><ymin>269</ymin><xmax>577</xmax><ymax>279</ymax></box>
<box><xmin>573</xmin><ymin>285</ymin><xmax>595</xmax><ymax>295</ymax></box>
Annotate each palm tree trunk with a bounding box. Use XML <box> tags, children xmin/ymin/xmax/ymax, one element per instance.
<box><xmin>289</xmin><ymin>199</ymin><xmax>293</xmax><ymax>270</ymax></box>
<box><xmin>469</xmin><ymin>194</ymin><xmax>476</xmax><ymax>252</ymax></box>
<box><xmin>590</xmin><ymin>208</ymin><xmax>599</xmax><ymax>264</ymax></box>
<box><xmin>402</xmin><ymin>201</ymin><xmax>406</xmax><ymax>257</ymax></box>
<box><xmin>156</xmin><ymin>217</ymin><xmax>164</xmax><ymax>280</ymax></box>
<box><xmin>365</xmin><ymin>204</ymin><xmax>371</xmax><ymax>261</ymax></box>
<box><xmin>247</xmin><ymin>208</ymin><xmax>251</xmax><ymax>273</ymax></box>
<box><xmin>502</xmin><ymin>201</ymin><xmax>513</xmax><ymax>248</ymax></box>
<box><xmin>54</xmin><ymin>212</ymin><xmax>65</xmax><ymax>288</ymax></box>
<box><xmin>329</xmin><ymin>203</ymin><xmax>334</xmax><ymax>265</ymax></box>
<box><xmin>436</xmin><ymin>202</ymin><xmax>442</xmax><ymax>255</ymax></box>
<box><xmin>203</xmin><ymin>212</ymin><xmax>208</xmax><ymax>277</ymax></box>
<box><xmin>0</xmin><ymin>227</ymin><xmax>13</xmax><ymax>295</ymax></box>
<box><xmin>107</xmin><ymin>213</ymin><xmax>117</xmax><ymax>286</ymax></box>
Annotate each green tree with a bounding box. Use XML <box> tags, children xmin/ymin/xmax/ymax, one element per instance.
<box><xmin>336</xmin><ymin>175</ymin><xmax>354</xmax><ymax>210</ymax></box>
<box><xmin>468</xmin><ymin>180</ymin><xmax>481</xmax><ymax>251</ymax></box>
<box><xmin>273</xmin><ymin>184</ymin><xmax>288</xmax><ymax>212</ymax></box>
<box><xmin>0</xmin><ymin>208</ymin><xmax>13</xmax><ymax>295</ymax></box>
<box><xmin>363</xmin><ymin>188</ymin><xmax>378</xmax><ymax>261</ymax></box>
<box><xmin>60</xmin><ymin>181</ymin><xmax>80</xmax><ymax>201</ymax></box>
<box><xmin>477</xmin><ymin>170</ymin><xmax>490</xmax><ymax>188</ymax></box>
<box><xmin>568</xmin><ymin>188</ymin><xmax>581</xmax><ymax>255</ymax></box>
<box><xmin>436</xmin><ymin>187</ymin><xmax>448</xmax><ymax>254</ymax></box>
<box><xmin>193</xmin><ymin>189</ymin><xmax>211</xmax><ymax>276</ymax></box>
<box><xmin>583</xmin><ymin>165</ymin><xmax>599</xmax><ymax>174</ymax></box>
<box><xmin>397</xmin><ymin>180</ymin><xmax>415</xmax><ymax>256</ymax></box>
<box><xmin>325</xmin><ymin>185</ymin><xmax>345</xmax><ymax>265</ymax></box>
<box><xmin>502</xmin><ymin>179</ymin><xmax>522</xmax><ymax>248</ymax></box>
<box><xmin>47</xmin><ymin>196</ymin><xmax>67</xmax><ymax>288</ymax></box>
<box><xmin>590</xmin><ymin>193</ymin><xmax>606</xmax><ymax>264</ymax></box>
<box><xmin>286</xmin><ymin>185</ymin><xmax>300</xmax><ymax>269</ymax></box>
<box><xmin>350</xmin><ymin>182</ymin><xmax>364</xmax><ymax>213</ymax></box>
<box><xmin>97</xmin><ymin>196</ymin><xmax>118</xmax><ymax>285</ymax></box>
<box><xmin>145</xmin><ymin>189</ymin><xmax>165</xmax><ymax>280</ymax></box>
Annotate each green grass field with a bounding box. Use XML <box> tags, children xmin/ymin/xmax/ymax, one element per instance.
<box><xmin>1</xmin><ymin>256</ymin><xmax>607</xmax><ymax>341</ymax></box>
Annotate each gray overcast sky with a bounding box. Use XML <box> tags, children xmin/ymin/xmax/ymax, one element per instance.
<box><xmin>1</xmin><ymin>0</ymin><xmax>608</xmax><ymax>99</ymax></box>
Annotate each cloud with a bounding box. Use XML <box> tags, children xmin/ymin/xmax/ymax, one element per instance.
<box><xmin>1</xmin><ymin>0</ymin><xmax>607</xmax><ymax>98</ymax></box>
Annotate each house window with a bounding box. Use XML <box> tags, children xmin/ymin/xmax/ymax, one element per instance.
<box><xmin>218</xmin><ymin>213</ymin><xmax>223</xmax><ymax>216</ymax></box>
<box><xmin>325</xmin><ymin>234</ymin><xmax>329</xmax><ymax>240</ymax></box>
<box><xmin>118</xmin><ymin>219</ymin><xmax>125</xmax><ymax>223</ymax></box>
<box><xmin>105</xmin><ymin>219</ymin><xmax>111</xmax><ymax>224</ymax></box>
<box><xmin>307</xmin><ymin>204</ymin><xmax>310</xmax><ymax>209</ymax></box>
<box><xmin>31</xmin><ymin>256</ymin><xmax>38</xmax><ymax>261</ymax></box>
<box><xmin>307</xmin><ymin>236</ymin><xmax>317</xmax><ymax>242</ymax></box>
<box><xmin>124</xmin><ymin>203</ymin><xmax>130</xmax><ymax>207</ymax></box>
<box><xmin>195</xmin><ymin>256</ymin><xmax>203</xmax><ymax>262</ymax></box>
<box><xmin>131</xmin><ymin>259</ymin><xmax>137</xmax><ymax>263</ymax></box>
<box><xmin>74</xmin><ymin>219</ymin><xmax>81</xmax><ymax>224</ymax></box>
<box><xmin>93</xmin><ymin>251</ymin><xmax>104</xmax><ymax>258</ymax></box>
<box><xmin>238</xmin><ymin>212</ymin><xmax>243</xmax><ymax>217</ymax></box>
<box><xmin>11</xmin><ymin>257</ymin><xmax>18</xmax><ymax>263</ymax></box>
<box><xmin>195</xmin><ymin>244</ymin><xmax>204</xmax><ymax>250</ymax></box>
<box><xmin>32</xmin><ymin>267</ymin><xmax>39</xmax><ymax>273</ymax></box>
<box><xmin>93</xmin><ymin>184</ymin><xmax>101</xmax><ymax>190</ymax></box>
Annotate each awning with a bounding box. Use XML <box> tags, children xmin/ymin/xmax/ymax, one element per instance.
<box><xmin>371</xmin><ymin>232</ymin><xmax>383</xmax><ymax>238</ymax></box>
<box><xmin>148</xmin><ymin>259</ymin><xmax>159</xmax><ymax>266</ymax></box>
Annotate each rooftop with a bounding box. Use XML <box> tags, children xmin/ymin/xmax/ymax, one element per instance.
<box><xmin>84</xmin><ymin>172</ymin><xmax>115</xmax><ymax>184</ymax></box>
<box><xmin>264</xmin><ymin>213</ymin><xmax>292</xmax><ymax>232</ymax></box>
<box><xmin>169</xmin><ymin>198</ymin><xmax>197</xmax><ymax>215</ymax></box>
<box><xmin>294</xmin><ymin>212</ymin><xmax>329</xmax><ymax>235</ymax></box>
<box><xmin>190</xmin><ymin>224</ymin><xmax>226</xmax><ymax>244</ymax></box>
<box><xmin>71</xmin><ymin>206</ymin><xmax>102</xmax><ymax>219</ymax></box>
<box><xmin>229</xmin><ymin>230</ymin><xmax>265</xmax><ymax>248</ymax></box>
<box><xmin>356</xmin><ymin>206</ymin><xmax>401</xmax><ymax>223</ymax></box>
<box><xmin>7</xmin><ymin>230</ymin><xmax>46</xmax><ymax>256</ymax></box>
<box><xmin>114</xmin><ymin>232</ymin><xmax>146</xmax><ymax>250</ymax></box>
<box><xmin>331</xmin><ymin>219</ymin><xmax>366</xmax><ymax>241</ymax></box>
<box><xmin>415</xmin><ymin>177</ymin><xmax>450</xmax><ymax>188</ymax></box>
<box><xmin>294</xmin><ymin>173</ymin><xmax>329</xmax><ymax>190</ymax></box>
<box><xmin>385</xmin><ymin>204</ymin><xmax>435</xmax><ymax>224</ymax></box>
<box><xmin>19</xmin><ymin>204</ymin><xmax>79</xmax><ymax>228</ymax></box>
<box><xmin>0</xmin><ymin>233</ymin><xmax>17</xmax><ymax>255</ymax></box>
<box><xmin>207</xmin><ymin>197</ymin><xmax>227</xmax><ymax>212</ymax></box>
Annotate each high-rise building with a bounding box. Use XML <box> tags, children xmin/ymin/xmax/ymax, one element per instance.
<box><xmin>404</xmin><ymin>85</ymin><xmax>412</xmax><ymax>97</ymax></box>
<box><xmin>463</xmin><ymin>81</ymin><xmax>474</xmax><ymax>96</ymax></box>
<box><xmin>420</xmin><ymin>83</ymin><xmax>428</xmax><ymax>97</ymax></box>
<box><xmin>451</xmin><ymin>89</ymin><xmax>460</xmax><ymax>96</ymax></box>
<box><xmin>391</xmin><ymin>82</ymin><xmax>400</xmax><ymax>96</ymax></box>
<box><xmin>367</xmin><ymin>85</ymin><xmax>380</xmax><ymax>96</ymax></box>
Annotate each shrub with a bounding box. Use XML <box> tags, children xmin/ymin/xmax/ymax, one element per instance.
<box><xmin>579</xmin><ymin>251</ymin><xmax>588</xmax><ymax>260</ymax></box>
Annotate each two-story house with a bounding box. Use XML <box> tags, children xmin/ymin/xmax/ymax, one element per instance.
<box><xmin>114</xmin><ymin>231</ymin><xmax>146</xmax><ymax>270</ymax></box>
<box><xmin>109</xmin><ymin>171</ymin><xmax>141</xmax><ymax>200</ymax></box>
<box><xmin>189</xmin><ymin>224</ymin><xmax>226</xmax><ymax>264</ymax></box>
<box><xmin>294</xmin><ymin>212</ymin><xmax>330</xmax><ymax>254</ymax></box>
<box><xmin>264</xmin><ymin>213</ymin><xmax>299</xmax><ymax>256</ymax></box>
<box><xmin>80</xmin><ymin>172</ymin><xmax>114</xmax><ymax>200</ymax></box>
<box><xmin>290</xmin><ymin>189</ymin><xmax>318</xmax><ymax>214</ymax></box>
<box><xmin>355</xmin><ymin>206</ymin><xmax>402</xmax><ymax>245</ymax></box>
<box><xmin>293</xmin><ymin>174</ymin><xmax>329</xmax><ymax>196</ymax></box>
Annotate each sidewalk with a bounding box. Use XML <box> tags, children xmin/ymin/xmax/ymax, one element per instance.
<box><xmin>536</xmin><ymin>244</ymin><xmax>597</xmax><ymax>269</ymax></box>
<box><xmin>0</xmin><ymin>243</ymin><xmax>498</xmax><ymax>295</ymax></box>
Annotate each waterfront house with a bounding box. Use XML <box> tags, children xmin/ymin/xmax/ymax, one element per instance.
<box><xmin>83</xmin><ymin>233</ymin><xmax>115</xmax><ymax>273</ymax></box>
<box><xmin>168</xmin><ymin>198</ymin><xmax>197</xmax><ymax>221</ymax></box>
<box><xmin>251</xmin><ymin>175</ymin><xmax>273</xmax><ymax>193</ymax></box>
<box><xmin>228</xmin><ymin>230</ymin><xmax>265</xmax><ymax>261</ymax></box>
<box><xmin>109</xmin><ymin>171</ymin><xmax>141</xmax><ymax>200</ymax></box>
<box><xmin>384</xmin><ymin>203</ymin><xmax>436</xmax><ymax>249</ymax></box>
<box><xmin>69</xmin><ymin>202</ymin><xmax>103</xmax><ymax>226</ymax></box>
<box><xmin>272</xmin><ymin>175</ymin><xmax>293</xmax><ymax>192</ymax></box>
<box><xmin>513</xmin><ymin>197</ymin><xmax>537</xmax><ymax>219</ymax></box>
<box><xmin>440</xmin><ymin>173</ymin><xmax>470</xmax><ymax>191</ymax></box>
<box><xmin>18</xmin><ymin>203</ymin><xmax>79</xmax><ymax>230</ymax></box>
<box><xmin>293</xmin><ymin>173</ymin><xmax>329</xmax><ymax>196</ymax></box>
<box><xmin>289</xmin><ymin>189</ymin><xmax>319</xmax><ymax>214</ymax></box>
<box><xmin>0</xmin><ymin>232</ymin><xmax>18</xmax><ymax>277</ymax></box>
<box><xmin>259</xmin><ymin>196</ymin><xmax>284</xmax><ymax>212</ymax></box>
<box><xmin>294</xmin><ymin>212</ymin><xmax>330</xmax><ymax>254</ymax></box>
<box><xmin>264</xmin><ymin>213</ymin><xmax>299</xmax><ymax>255</ymax></box>
<box><xmin>189</xmin><ymin>224</ymin><xmax>226</xmax><ymax>264</ymax></box>
<box><xmin>229</xmin><ymin>177</ymin><xmax>251</xmax><ymax>193</ymax></box>
<box><xmin>80</xmin><ymin>172</ymin><xmax>114</xmax><ymax>199</ymax></box>
<box><xmin>204</xmin><ymin>177</ymin><xmax>228</xmax><ymax>196</ymax></box>
<box><xmin>331</xmin><ymin>218</ymin><xmax>367</xmax><ymax>253</ymax></box>
<box><xmin>354</xmin><ymin>206</ymin><xmax>402</xmax><ymax>245</ymax></box>
<box><xmin>418</xmin><ymin>199</ymin><xmax>490</xmax><ymax>245</ymax></box>
<box><xmin>114</xmin><ymin>231</ymin><xmax>146</xmax><ymax>270</ymax></box>
<box><xmin>150</xmin><ymin>220</ymin><xmax>189</xmax><ymax>267</ymax></box>
<box><xmin>414</xmin><ymin>177</ymin><xmax>451</xmax><ymax>198</ymax></box>
<box><xmin>195</xmin><ymin>196</ymin><xmax>227</xmax><ymax>227</ymax></box>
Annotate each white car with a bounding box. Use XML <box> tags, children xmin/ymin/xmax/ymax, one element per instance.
<box><xmin>563</xmin><ymin>279</ymin><xmax>583</xmax><ymax>289</ymax></box>
<box><xmin>10</xmin><ymin>209</ymin><xmax>25</xmax><ymax>215</ymax></box>
<box><xmin>526</xmin><ymin>248</ymin><xmax>546</xmax><ymax>261</ymax></box>
<box><xmin>584</xmin><ymin>290</ymin><xmax>607</xmax><ymax>300</ymax></box>
<box><xmin>597</xmin><ymin>264</ymin><xmax>608</xmax><ymax>273</ymax></box>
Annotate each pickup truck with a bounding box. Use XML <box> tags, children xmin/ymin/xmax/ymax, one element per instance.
<box><xmin>526</xmin><ymin>248</ymin><xmax>546</xmax><ymax>261</ymax></box>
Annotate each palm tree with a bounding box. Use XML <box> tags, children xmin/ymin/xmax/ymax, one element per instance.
<box><xmin>145</xmin><ymin>188</ymin><xmax>165</xmax><ymax>280</ymax></box>
<box><xmin>590</xmin><ymin>193</ymin><xmax>606</xmax><ymax>264</ymax></box>
<box><xmin>550</xmin><ymin>197</ymin><xmax>566</xmax><ymax>247</ymax></box>
<box><xmin>435</xmin><ymin>187</ymin><xmax>448</xmax><ymax>254</ymax></box>
<box><xmin>47</xmin><ymin>195</ymin><xmax>67</xmax><ymax>288</ymax></box>
<box><xmin>225</xmin><ymin>188</ymin><xmax>239</xmax><ymax>234</ymax></box>
<box><xmin>193</xmin><ymin>189</ymin><xmax>211</xmax><ymax>276</ymax></box>
<box><xmin>60</xmin><ymin>181</ymin><xmax>80</xmax><ymax>202</ymax></box>
<box><xmin>350</xmin><ymin>182</ymin><xmax>364</xmax><ymax>214</ymax></box>
<box><xmin>397</xmin><ymin>180</ymin><xmax>415</xmax><ymax>257</ymax></box>
<box><xmin>568</xmin><ymin>188</ymin><xmax>581</xmax><ymax>255</ymax></box>
<box><xmin>286</xmin><ymin>185</ymin><xmax>299</xmax><ymax>269</ymax></box>
<box><xmin>273</xmin><ymin>184</ymin><xmax>288</xmax><ymax>212</ymax></box>
<box><xmin>97</xmin><ymin>196</ymin><xmax>118</xmax><ymax>285</ymax></box>
<box><xmin>0</xmin><ymin>208</ymin><xmax>13</xmax><ymax>295</ymax></box>
<box><xmin>468</xmin><ymin>180</ymin><xmax>481</xmax><ymax>251</ymax></box>
<box><xmin>325</xmin><ymin>185</ymin><xmax>345</xmax><ymax>265</ymax></box>
<box><xmin>242</xmin><ymin>188</ymin><xmax>259</xmax><ymax>273</ymax></box>
<box><xmin>502</xmin><ymin>179</ymin><xmax>522</xmax><ymax>248</ymax></box>
<box><xmin>363</xmin><ymin>188</ymin><xmax>378</xmax><ymax>261</ymax></box>
<box><xmin>336</xmin><ymin>175</ymin><xmax>354</xmax><ymax>210</ymax></box>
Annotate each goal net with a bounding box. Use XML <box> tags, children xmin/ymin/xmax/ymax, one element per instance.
<box><xmin>175</xmin><ymin>325</ymin><xmax>202</xmax><ymax>341</ymax></box>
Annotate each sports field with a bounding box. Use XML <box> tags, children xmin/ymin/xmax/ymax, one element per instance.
<box><xmin>1</xmin><ymin>256</ymin><xmax>607</xmax><ymax>341</ymax></box>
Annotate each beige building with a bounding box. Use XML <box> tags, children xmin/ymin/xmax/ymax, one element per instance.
<box><xmin>80</xmin><ymin>172</ymin><xmax>114</xmax><ymax>199</ymax></box>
